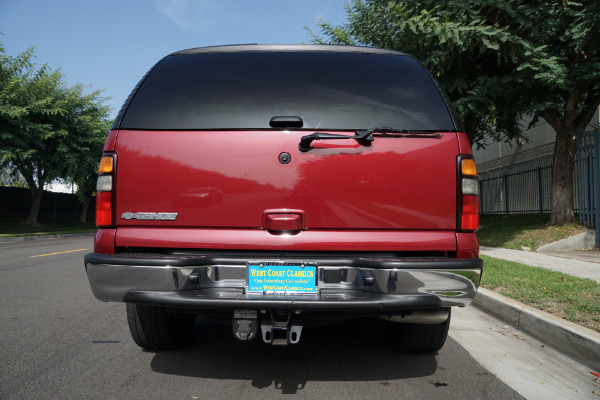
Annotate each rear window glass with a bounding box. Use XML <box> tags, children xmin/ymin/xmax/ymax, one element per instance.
<box><xmin>119</xmin><ymin>51</ymin><xmax>455</xmax><ymax>131</ymax></box>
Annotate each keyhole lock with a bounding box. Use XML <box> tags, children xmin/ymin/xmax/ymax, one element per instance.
<box><xmin>279</xmin><ymin>152</ymin><xmax>291</xmax><ymax>164</ymax></box>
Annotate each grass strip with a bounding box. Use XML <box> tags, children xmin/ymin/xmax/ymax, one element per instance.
<box><xmin>478</xmin><ymin>214</ymin><xmax>588</xmax><ymax>251</ymax></box>
<box><xmin>481</xmin><ymin>255</ymin><xmax>600</xmax><ymax>333</ymax></box>
<box><xmin>0</xmin><ymin>216</ymin><xmax>96</xmax><ymax>237</ymax></box>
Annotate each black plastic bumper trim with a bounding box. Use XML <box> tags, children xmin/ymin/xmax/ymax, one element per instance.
<box><xmin>85</xmin><ymin>252</ymin><xmax>483</xmax><ymax>270</ymax></box>
<box><xmin>123</xmin><ymin>289</ymin><xmax>442</xmax><ymax>314</ymax></box>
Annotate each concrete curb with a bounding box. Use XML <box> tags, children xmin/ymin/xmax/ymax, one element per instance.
<box><xmin>473</xmin><ymin>287</ymin><xmax>600</xmax><ymax>371</ymax></box>
<box><xmin>0</xmin><ymin>232</ymin><xmax>95</xmax><ymax>243</ymax></box>
<box><xmin>537</xmin><ymin>230</ymin><xmax>597</xmax><ymax>252</ymax></box>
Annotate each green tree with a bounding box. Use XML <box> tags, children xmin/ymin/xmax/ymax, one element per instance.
<box><xmin>0</xmin><ymin>43</ymin><xmax>110</xmax><ymax>226</ymax></box>
<box><xmin>63</xmin><ymin>87</ymin><xmax>111</xmax><ymax>223</ymax></box>
<box><xmin>311</xmin><ymin>0</ymin><xmax>600</xmax><ymax>224</ymax></box>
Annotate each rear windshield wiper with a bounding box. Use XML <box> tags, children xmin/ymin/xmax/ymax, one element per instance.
<box><xmin>298</xmin><ymin>126</ymin><xmax>443</xmax><ymax>152</ymax></box>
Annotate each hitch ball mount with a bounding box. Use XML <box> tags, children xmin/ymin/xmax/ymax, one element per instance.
<box><xmin>233</xmin><ymin>310</ymin><xmax>303</xmax><ymax>346</ymax></box>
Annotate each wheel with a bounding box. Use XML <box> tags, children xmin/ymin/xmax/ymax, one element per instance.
<box><xmin>385</xmin><ymin>309</ymin><xmax>451</xmax><ymax>353</ymax></box>
<box><xmin>126</xmin><ymin>303</ymin><xmax>196</xmax><ymax>350</ymax></box>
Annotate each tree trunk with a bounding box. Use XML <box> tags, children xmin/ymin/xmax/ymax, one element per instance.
<box><xmin>26</xmin><ymin>187</ymin><xmax>44</xmax><ymax>227</ymax></box>
<box><xmin>549</xmin><ymin>129</ymin><xmax>577</xmax><ymax>225</ymax></box>
<box><xmin>79</xmin><ymin>196</ymin><xmax>91</xmax><ymax>224</ymax></box>
<box><xmin>463</xmin><ymin>118</ymin><xmax>480</xmax><ymax>147</ymax></box>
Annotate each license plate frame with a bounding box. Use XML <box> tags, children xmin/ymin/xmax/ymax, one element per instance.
<box><xmin>246</xmin><ymin>262</ymin><xmax>318</xmax><ymax>295</ymax></box>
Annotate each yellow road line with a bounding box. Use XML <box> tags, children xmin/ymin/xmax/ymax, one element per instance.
<box><xmin>30</xmin><ymin>249</ymin><xmax>88</xmax><ymax>258</ymax></box>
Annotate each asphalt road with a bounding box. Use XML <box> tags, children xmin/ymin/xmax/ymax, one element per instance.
<box><xmin>0</xmin><ymin>237</ymin><xmax>595</xmax><ymax>399</ymax></box>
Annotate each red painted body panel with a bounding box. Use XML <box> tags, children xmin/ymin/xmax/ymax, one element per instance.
<box><xmin>456</xmin><ymin>232</ymin><xmax>479</xmax><ymax>258</ymax></box>
<box><xmin>113</xmin><ymin>130</ymin><xmax>459</xmax><ymax>231</ymax></box>
<box><xmin>115</xmin><ymin>227</ymin><xmax>457</xmax><ymax>252</ymax></box>
<box><xmin>103</xmin><ymin>130</ymin><xmax>118</xmax><ymax>152</ymax></box>
<box><xmin>457</xmin><ymin>132</ymin><xmax>473</xmax><ymax>155</ymax></box>
<box><xmin>94</xmin><ymin>228</ymin><xmax>116</xmax><ymax>254</ymax></box>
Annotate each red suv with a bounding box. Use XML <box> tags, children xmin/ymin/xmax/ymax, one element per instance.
<box><xmin>84</xmin><ymin>44</ymin><xmax>482</xmax><ymax>353</ymax></box>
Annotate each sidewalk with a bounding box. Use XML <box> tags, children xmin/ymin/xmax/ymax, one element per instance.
<box><xmin>480</xmin><ymin>246</ymin><xmax>600</xmax><ymax>282</ymax></box>
<box><xmin>476</xmin><ymin>247</ymin><xmax>600</xmax><ymax>371</ymax></box>
<box><xmin>540</xmin><ymin>249</ymin><xmax>600</xmax><ymax>264</ymax></box>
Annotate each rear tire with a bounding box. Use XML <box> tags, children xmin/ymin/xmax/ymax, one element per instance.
<box><xmin>386</xmin><ymin>309</ymin><xmax>451</xmax><ymax>353</ymax></box>
<box><xmin>126</xmin><ymin>303</ymin><xmax>196</xmax><ymax>350</ymax></box>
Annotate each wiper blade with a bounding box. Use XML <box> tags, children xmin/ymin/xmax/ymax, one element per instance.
<box><xmin>365</xmin><ymin>126</ymin><xmax>444</xmax><ymax>138</ymax></box>
<box><xmin>298</xmin><ymin>126</ymin><xmax>443</xmax><ymax>152</ymax></box>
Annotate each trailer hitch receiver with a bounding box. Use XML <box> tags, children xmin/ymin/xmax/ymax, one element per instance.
<box><xmin>260</xmin><ymin>311</ymin><xmax>303</xmax><ymax>346</ymax></box>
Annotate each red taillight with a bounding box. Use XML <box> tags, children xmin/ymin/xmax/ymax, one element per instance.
<box><xmin>461</xmin><ymin>194</ymin><xmax>479</xmax><ymax>231</ymax></box>
<box><xmin>96</xmin><ymin>191</ymin><xmax>112</xmax><ymax>227</ymax></box>
<box><xmin>96</xmin><ymin>154</ymin><xmax>115</xmax><ymax>227</ymax></box>
<box><xmin>458</xmin><ymin>156</ymin><xmax>479</xmax><ymax>231</ymax></box>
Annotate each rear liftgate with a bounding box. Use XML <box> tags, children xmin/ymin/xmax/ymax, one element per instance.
<box><xmin>233</xmin><ymin>310</ymin><xmax>304</xmax><ymax>346</ymax></box>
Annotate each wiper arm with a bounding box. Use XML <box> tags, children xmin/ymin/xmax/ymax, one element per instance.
<box><xmin>298</xmin><ymin>129</ymin><xmax>374</xmax><ymax>152</ymax></box>
<box><xmin>298</xmin><ymin>126</ymin><xmax>443</xmax><ymax>152</ymax></box>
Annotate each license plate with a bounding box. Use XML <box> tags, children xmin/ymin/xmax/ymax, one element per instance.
<box><xmin>247</xmin><ymin>262</ymin><xmax>317</xmax><ymax>294</ymax></box>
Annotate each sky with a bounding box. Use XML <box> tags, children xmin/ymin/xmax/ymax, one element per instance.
<box><xmin>0</xmin><ymin>0</ymin><xmax>349</xmax><ymax>119</ymax></box>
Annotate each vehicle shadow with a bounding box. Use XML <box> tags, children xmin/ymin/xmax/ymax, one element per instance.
<box><xmin>150</xmin><ymin>317</ymin><xmax>440</xmax><ymax>394</ymax></box>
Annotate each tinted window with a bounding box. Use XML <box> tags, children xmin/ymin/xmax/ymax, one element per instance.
<box><xmin>119</xmin><ymin>52</ymin><xmax>455</xmax><ymax>131</ymax></box>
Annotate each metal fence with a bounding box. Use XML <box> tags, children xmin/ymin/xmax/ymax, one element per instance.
<box><xmin>0</xmin><ymin>186</ymin><xmax>94</xmax><ymax>219</ymax></box>
<box><xmin>576</xmin><ymin>128</ymin><xmax>599</xmax><ymax>247</ymax></box>
<box><xmin>479</xmin><ymin>155</ymin><xmax>553</xmax><ymax>214</ymax></box>
<box><xmin>479</xmin><ymin>127</ymin><xmax>599</xmax><ymax>248</ymax></box>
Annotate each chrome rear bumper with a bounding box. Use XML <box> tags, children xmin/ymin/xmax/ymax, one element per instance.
<box><xmin>84</xmin><ymin>252</ymin><xmax>482</xmax><ymax>311</ymax></box>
